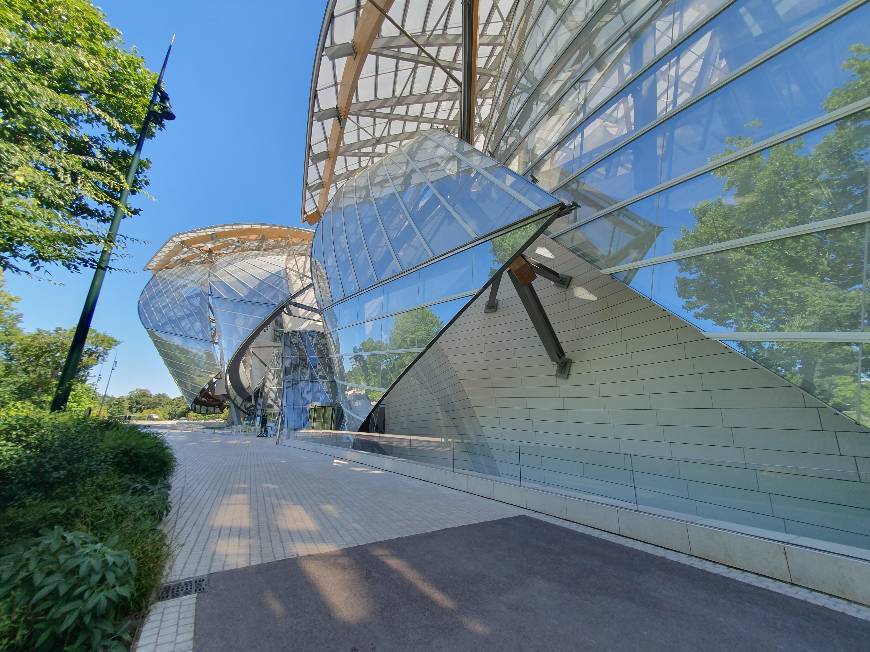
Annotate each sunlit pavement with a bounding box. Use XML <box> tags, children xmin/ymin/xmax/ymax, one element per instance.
<box><xmin>135</xmin><ymin>426</ymin><xmax>870</xmax><ymax>651</ymax></box>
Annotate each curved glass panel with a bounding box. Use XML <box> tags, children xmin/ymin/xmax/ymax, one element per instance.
<box><xmin>532</xmin><ymin>0</ymin><xmax>851</xmax><ymax>195</ymax></box>
<box><xmin>560</xmin><ymin>113</ymin><xmax>869</xmax><ymax>269</ymax></box>
<box><xmin>145</xmin><ymin>330</ymin><xmax>220</xmax><ymax>406</ymax></box>
<box><xmin>313</xmin><ymin>130</ymin><xmax>563</xmax><ymax>429</ymax></box>
<box><xmin>138</xmin><ymin>264</ymin><xmax>212</xmax><ymax>342</ymax></box>
<box><xmin>139</xmin><ymin>225</ymin><xmax>320</xmax><ymax>410</ymax></box>
<box><xmin>325</xmin><ymin>219</ymin><xmax>556</xmax><ymax>431</ymax></box>
<box><xmin>314</xmin><ymin>129</ymin><xmax>561</xmax><ymax>307</ymax></box>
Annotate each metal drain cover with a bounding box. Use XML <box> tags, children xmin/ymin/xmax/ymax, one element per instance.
<box><xmin>157</xmin><ymin>576</ymin><xmax>208</xmax><ymax>601</ymax></box>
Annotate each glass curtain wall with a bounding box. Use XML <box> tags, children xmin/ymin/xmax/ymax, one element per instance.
<box><xmin>486</xmin><ymin>0</ymin><xmax>869</xmax><ymax>425</ymax></box>
<box><xmin>312</xmin><ymin>130</ymin><xmax>565</xmax><ymax>430</ymax></box>
<box><xmin>139</xmin><ymin>226</ymin><xmax>322</xmax><ymax>414</ymax></box>
<box><xmin>138</xmin><ymin>264</ymin><xmax>221</xmax><ymax>405</ymax></box>
<box><xmin>281</xmin><ymin>330</ymin><xmax>336</xmax><ymax>431</ymax></box>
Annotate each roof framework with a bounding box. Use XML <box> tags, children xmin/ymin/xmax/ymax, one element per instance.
<box><xmin>302</xmin><ymin>0</ymin><xmax>516</xmax><ymax>224</ymax></box>
<box><xmin>145</xmin><ymin>224</ymin><xmax>314</xmax><ymax>271</ymax></box>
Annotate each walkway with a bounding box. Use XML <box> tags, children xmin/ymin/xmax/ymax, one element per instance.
<box><xmin>135</xmin><ymin>426</ymin><xmax>870</xmax><ymax>651</ymax></box>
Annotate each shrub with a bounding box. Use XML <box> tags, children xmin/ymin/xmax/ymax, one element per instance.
<box><xmin>0</xmin><ymin>412</ymin><xmax>177</xmax><ymax>647</ymax></box>
<box><xmin>0</xmin><ymin>527</ymin><xmax>136</xmax><ymax>651</ymax></box>
<box><xmin>101</xmin><ymin>428</ymin><xmax>175</xmax><ymax>484</ymax></box>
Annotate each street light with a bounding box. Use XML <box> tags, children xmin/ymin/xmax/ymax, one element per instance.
<box><xmin>50</xmin><ymin>36</ymin><xmax>176</xmax><ymax>412</ymax></box>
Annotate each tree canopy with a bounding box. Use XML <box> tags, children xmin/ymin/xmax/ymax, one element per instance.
<box><xmin>0</xmin><ymin>0</ymin><xmax>158</xmax><ymax>274</ymax></box>
<box><xmin>0</xmin><ymin>271</ymin><xmax>118</xmax><ymax>408</ymax></box>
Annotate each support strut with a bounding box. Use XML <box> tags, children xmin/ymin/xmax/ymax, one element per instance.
<box><xmin>484</xmin><ymin>271</ymin><xmax>502</xmax><ymax>313</ymax></box>
<box><xmin>507</xmin><ymin>257</ymin><xmax>572</xmax><ymax>379</ymax></box>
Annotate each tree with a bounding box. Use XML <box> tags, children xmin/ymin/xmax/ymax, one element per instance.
<box><xmin>165</xmin><ymin>395</ymin><xmax>189</xmax><ymax>419</ymax></box>
<box><xmin>344</xmin><ymin>307</ymin><xmax>444</xmax><ymax>397</ymax></box>
<box><xmin>0</xmin><ymin>0</ymin><xmax>158</xmax><ymax>274</ymax></box>
<box><xmin>0</xmin><ymin>271</ymin><xmax>117</xmax><ymax>407</ymax></box>
<box><xmin>671</xmin><ymin>46</ymin><xmax>869</xmax><ymax>422</ymax></box>
<box><xmin>126</xmin><ymin>388</ymin><xmax>159</xmax><ymax>414</ymax></box>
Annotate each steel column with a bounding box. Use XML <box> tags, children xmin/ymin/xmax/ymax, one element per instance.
<box><xmin>484</xmin><ymin>271</ymin><xmax>502</xmax><ymax>313</ymax></box>
<box><xmin>460</xmin><ymin>0</ymin><xmax>478</xmax><ymax>143</ymax></box>
<box><xmin>527</xmin><ymin>259</ymin><xmax>572</xmax><ymax>288</ymax></box>
<box><xmin>507</xmin><ymin>259</ymin><xmax>572</xmax><ymax>379</ymax></box>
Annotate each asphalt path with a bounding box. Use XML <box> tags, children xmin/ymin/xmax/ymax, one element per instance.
<box><xmin>194</xmin><ymin>515</ymin><xmax>870</xmax><ymax>651</ymax></box>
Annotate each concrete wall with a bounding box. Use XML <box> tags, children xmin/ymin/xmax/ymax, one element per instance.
<box><xmin>382</xmin><ymin>235</ymin><xmax>870</xmax><ymax>557</ymax></box>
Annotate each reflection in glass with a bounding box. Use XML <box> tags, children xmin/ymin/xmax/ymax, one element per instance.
<box><xmin>722</xmin><ymin>340</ymin><xmax>868</xmax><ymax>427</ymax></box>
<box><xmin>315</xmin><ymin>129</ymin><xmax>562</xmax><ymax>307</ymax></box>
<box><xmin>538</xmin><ymin>1</ymin><xmax>864</xmax><ymax>206</ymax></box>
<box><xmin>561</xmin><ymin>112</ymin><xmax>869</xmax><ymax>268</ymax></box>
<box><xmin>324</xmin><ymin>216</ymin><xmax>557</xmax><ymax>431</ymax></box>
<box><xmin>648</xmin><ymin>224</ymin><xmax>867</xmax><ymax>335</ymax></box>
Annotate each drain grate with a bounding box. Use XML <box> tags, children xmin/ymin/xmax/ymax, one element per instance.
<box><xmin>157</xmin><ymin>576</ymin><xmax>208</xmax><ymax>601</ymax></box>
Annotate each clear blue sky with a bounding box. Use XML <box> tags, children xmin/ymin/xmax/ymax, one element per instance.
<box><xmin>6</xmin><ymin>0</ymin><xmax>325</xmax><ymax>397</ymax></box>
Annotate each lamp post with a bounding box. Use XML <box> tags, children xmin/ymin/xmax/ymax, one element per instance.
<box><xmin>51</xmin><ymin>37</ymin><xmax>176</xmax><ymax>412</ymax></box>
<box><xmin>98</xmin><ymin>352</ymin><xmax>118</xmax><ymax>417</ymax></box>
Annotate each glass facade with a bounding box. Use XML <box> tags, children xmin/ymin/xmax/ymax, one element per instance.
<box><xmin>138</xmin><ymin>264</ymin><xmax>219</xmax><ymax>405</ymax></box>
<box><xmin>312</xmin><ymin>130</ymin><xmax>564</xmax><ymax>429</ymax></box>
<box><xmin>139</xmin><ymin>225</ymin><xmax>327</xmax><ymax>416</ymax></box>
<box><xmin>298</xmin><ymin>0</ymin><xmax>870</xmax><ymax>566</ymax></box>
<box><xmin>484</xmin><ymin>0</ymin><xmax>869</xmax><ymax>426</ymax></box>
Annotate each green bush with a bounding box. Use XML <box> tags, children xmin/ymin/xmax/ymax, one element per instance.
<box><xmin>0</xmin><ymin>528</ymin><xmax>136</xmax><ymax>651</ymax></box>
<box><xmin>101</xmin><ymin>428</ymin><xmax>175</xmax><ymax>484</ymax></box>
<box><xmin>0</xmin><ymin>411</ymin><xmax>177</xmax><ymax>648</ymax></box>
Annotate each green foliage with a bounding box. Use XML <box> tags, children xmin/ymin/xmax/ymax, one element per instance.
<box><xmin>0</xmin><ymin>409</ymin><xmax>176</xmax><ymax>646</ymax></box>
<box><xmin>345</xmin><ymin>307</ymin><xmax>444</xmax><ymax>394</ymax></box>
<box><xmin>101</xmin><ymin>428</ymin><xmax>175</xmax><ymax>484</ymax></box>
<box><xmin>0</xmin><ymin>272</ymin><xmax>118</xmax><ymax>410</ymax></box>
<box><xmin>0</xmin><ymin>0</ymin><xmax>158</xmax><ymax>274</ymax></box>
<box><xmin>489</xmin><ymin>220</ymin><xmax>544</xmax><ymax>267</ymax></box>
<box><xmin>0</xmin><ymin>527</ymin><xmax>135</xmax><ymax>651</ymax></box>
<box><xmin>183</xmin><ymin>407</ymin><xmax>229</xmax><ymax>421</ymax></box>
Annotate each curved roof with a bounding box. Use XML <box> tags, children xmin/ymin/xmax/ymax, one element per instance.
<box><xmin>301</xmin><ymin>0</ymin><xmax>516</xmax><ymax>224</ymax></box>
<box><xmin>145</xmin><ymin>223</ymin><xmax>313</xmax><ymax>271</ymax></box>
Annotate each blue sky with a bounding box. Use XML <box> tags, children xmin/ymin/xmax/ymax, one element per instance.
<box><xmin>7</xmin><ymin>0</ymin><xmax>325</xmax><ymax>396</ymax></box>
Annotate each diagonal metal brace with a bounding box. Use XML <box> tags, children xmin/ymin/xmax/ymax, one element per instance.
<box><xmin>527</xmin><ymin>258</ymin><xmax>572</xmax><ymax>288</ymax></box>
<box><xmin>484</xmin><ymin>271</ymin><xmax>502</xmax><ymax>313</ymax></box>
<box><xmin>507</xmin><ymin>259</ymin><xmax>572</xmax><ymax>379</ymax></box>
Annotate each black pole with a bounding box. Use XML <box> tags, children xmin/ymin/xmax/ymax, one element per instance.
<box><xmin>51</xmin><ymin>38</ymin><xmax>174</xmax><ymax>412</ymax></box>
<box><xmin>459</xmin><ymin>0</ymin><xmax>477</xmax><ymax>143</ymax></box>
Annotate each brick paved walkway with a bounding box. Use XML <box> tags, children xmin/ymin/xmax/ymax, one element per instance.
<box><xmin>135</xmin><ymin>425</ymin><xmax>870</xmax><ymax>651</ymax></box>
<box><xmin>161</xmin><ymin>428</ymin><xmax>520</xmax><ymax>580</ymax></box>
<box><xmin>134</xmin><ymin>425</ymin><xmax>520</xmax><ymax>651</ymax></box>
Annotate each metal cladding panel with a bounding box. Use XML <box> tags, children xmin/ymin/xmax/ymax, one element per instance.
<box><xmin>313</xmin><ymin>129</ymin><xmax>564</xmax><ymax>430</ymax></box>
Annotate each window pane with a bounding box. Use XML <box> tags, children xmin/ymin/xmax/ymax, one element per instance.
<box><xmin>354</xmin><ymin>173</ymin><xmax>402</xmax><ymax>282</ymax></box>
<box><xmin>643</xmin><ymin>224</ymin><xmax>867</xmax><ymax>334</ymax></box>
<box><xmin>369</xmin><ymin>161</ymin><xmax>430</xmax><ymax>269</ymax></box>
<box><xmin>534</xmin><ymin>0</ymin><xmax>851</xmax><ymax>200</ymax></box>
<box><xmin>561</xmin><ymin>113</ymin><xmax>870</xmax><ymax>267</ymax></box>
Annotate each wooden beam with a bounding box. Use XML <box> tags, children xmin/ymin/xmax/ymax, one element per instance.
<box><xmin>313</xmin><ymin>0</ymin><xmax>395</xmax><ymax>223</ymax></box>
<box><xmin>149</xmin><ymin>226</ymin><xmax>313</xmax><ymax>270</ymax></box>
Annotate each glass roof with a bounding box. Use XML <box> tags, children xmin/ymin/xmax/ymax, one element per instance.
<box><xmin>302</xmin><ymin>0</ymin><xmax>517</xmax><ymax>223</ymax></box>
<box><xmin>312</xmin><ymin>128</ymin><xmax>562</xmax><ymax>307</ymax></box>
